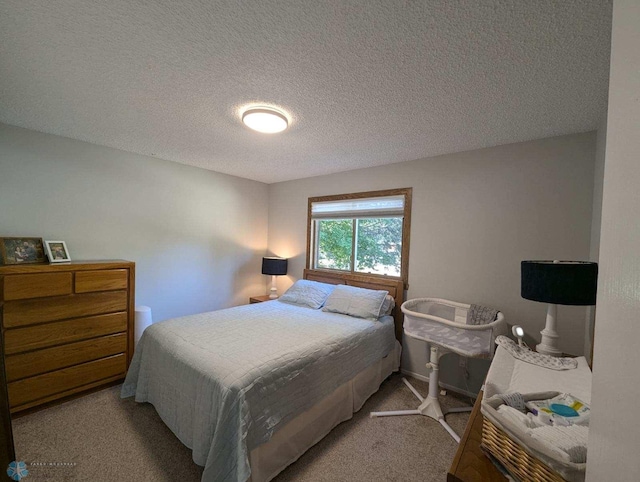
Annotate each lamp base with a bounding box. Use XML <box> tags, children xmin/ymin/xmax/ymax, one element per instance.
<box><xmin>536</xmin><ymin>342</ymin><xmax>563</xmax><ymax>357</ymax></box>
<box><xmin>536</xmin><ymin>303</ymin><xmax>563</xmax><ymax>357</ymax></box>
<box><xmin>269</xmin><ymin>275</ymin><xmax>278</xmax><ymax>299</ymax></box>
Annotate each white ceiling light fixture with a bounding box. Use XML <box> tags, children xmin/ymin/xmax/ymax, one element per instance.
<box><xmin>242</xmin><ymin>107</ymin><xmax>289</xmax><ymax>134</ymax></box>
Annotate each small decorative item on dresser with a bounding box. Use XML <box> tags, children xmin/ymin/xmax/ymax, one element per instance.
<box><xmin>44</xmin><ymin>240</ymin><xmax>71</xmax><ymax>263</ymax></box>
<box><xmin>0</xmin><ymin>237</ymin><xmax>46</xmax><ymax>265</ymax></box>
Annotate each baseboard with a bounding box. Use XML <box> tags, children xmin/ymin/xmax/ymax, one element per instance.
<box><xmin>400</xmin><ymin>369</ymin><xmax>477</xmax><ymax>398</ymax></box>
<box><xmin>400</xmin><ymin>369</ymin><xmax>430</xmax><ymax>383</ymax></box>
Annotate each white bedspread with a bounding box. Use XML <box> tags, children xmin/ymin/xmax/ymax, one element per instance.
<box><xmin>121</xmin><ymin>300</ymin><xmax>396</xmax><ymax>482</ymax></box>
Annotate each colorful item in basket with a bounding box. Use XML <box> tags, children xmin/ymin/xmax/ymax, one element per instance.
<box><xmin>525</xmin><ymin>393</ymin><xmax>590</xmax><ymax>427</ymax></box>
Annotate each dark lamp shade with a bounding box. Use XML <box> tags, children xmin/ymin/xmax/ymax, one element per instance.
<box><xmin>521</xmin><ymin>261</ymin><xmax>598</xmax><ymax>306</ymax></box>
<box><xmin>262</xmin><ymin>257</ymin><xmax>288</xmax><ymax>276</ymax></box>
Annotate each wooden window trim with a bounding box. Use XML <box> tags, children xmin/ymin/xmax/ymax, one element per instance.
<box><xmin>306</xmin><ymin>188</ymin><xmax>412</xmax><ymax>289</ymax></box>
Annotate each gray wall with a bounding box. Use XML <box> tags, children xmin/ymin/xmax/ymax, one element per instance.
<box><xmin>0</xmin><ymin>123</ymin><xmax>269</xmax><ymax>322</ymax></box>
<box><xmin>268</xmin><ymin>132</ymin><xmax>596</xmax><ymax>392</ymax></box>
<box><xmin>585</xmin><ymin>112</ymin><xmax>608</xmax><ymax>361</ymax></box>
<box><xmin>590</xmin><ymin>114</ymin><xmax>608</xmax><ymax>263</ymax></box>
<box><xmin>587</xmin><ymin>1</ymin><xmax>640</xmax><ymax>479</ymax></box>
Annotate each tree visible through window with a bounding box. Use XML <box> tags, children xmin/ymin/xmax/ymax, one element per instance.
<box><xmin>355</xmin><ymin>218</ymin><xmax>402</xmax><ymax>276</ymax></box>
<box><xmin>308</xmin><ymin>189</ymin><xmax>411</xmax><ymax>284</ymax></box>
<box><xmin>316</xmin><ymin>219</ymin><xmax>352</xmax><ymax>271</ymax></box>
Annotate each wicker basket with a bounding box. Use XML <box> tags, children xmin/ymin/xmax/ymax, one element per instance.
<box><xmin>482</xmin><ymin>417</ymin><xmax>565</xmax><ymax>482</ymax></box>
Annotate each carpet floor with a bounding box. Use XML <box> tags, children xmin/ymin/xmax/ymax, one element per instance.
<box><xmin>12</xmin><ymin>373</ymin><xmax>473</xmax><ymax>481</ymax></box>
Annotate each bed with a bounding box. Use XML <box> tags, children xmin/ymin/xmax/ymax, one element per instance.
<box><xmin>121</xmin><ymin>269</ymin><xmax>405</xmax><ymax>482</ymax></box>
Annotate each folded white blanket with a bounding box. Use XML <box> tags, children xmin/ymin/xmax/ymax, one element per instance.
<box><xmin>530</xmin><ymin>425</ymin><xmax>589</xmax><ymax>464</ymax></box>
<box><xmin>496</xmin><ymin>405</ymin><xmax>589</xmax><ymax>463</ymax></box>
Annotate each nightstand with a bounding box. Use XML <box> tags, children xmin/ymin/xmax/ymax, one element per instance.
<box><xmin>250</xmin><ymin>295</ymin><xmax>273</xmax><ymax>304</ymax></box>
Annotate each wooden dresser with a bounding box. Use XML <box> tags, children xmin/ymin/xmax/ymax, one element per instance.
<box><xmin>0</xmin><ymin>260</ymin><xmax>135</xmax><ymax>414</ymax></box>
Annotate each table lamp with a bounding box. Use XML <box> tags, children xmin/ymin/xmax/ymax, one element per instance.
<box><xmin>262</xmin><ymin>257</ymin><xmax>288</xmax><ymax>299</ymax></box>
<box><xmin>521</xmin><ymin>260</ymin><xmax>598</xmax><ymax>356</ymax></box>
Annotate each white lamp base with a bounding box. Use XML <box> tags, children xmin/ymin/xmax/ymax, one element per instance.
<box><xmin>269</xmin><ymin>275</ymin><xmax>278</xmax><ymax>299</ymax></box>
<box><xmin>536</xmin><ymin>303</ymin><xmax>563</xmax><ymax>356</ymax></box>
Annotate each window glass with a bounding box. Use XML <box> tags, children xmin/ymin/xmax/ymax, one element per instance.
<box><xmin>316</xmin><ymin>219</ymin><xmax>352</xmax><ymax>271</ymax></box>
<box><xmin>354</xmin><ymin>217</ymin><xmax>402</xmax><ymax>276</ymax></box>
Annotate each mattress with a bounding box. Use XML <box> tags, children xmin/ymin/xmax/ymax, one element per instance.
<box><xmin>121</xmin><ymin>300</ymin><xmax>396</xmax><ymax>482</ymax></box>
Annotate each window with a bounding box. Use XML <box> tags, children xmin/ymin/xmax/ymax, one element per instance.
<box><xmin>307</xmin><ymin>188</ymin><xmax>412</xmax><ymax>286</ymax></box>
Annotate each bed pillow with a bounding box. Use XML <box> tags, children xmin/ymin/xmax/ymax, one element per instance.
<box><xmin>278</xmin><ymin>279</ymin><xmax>336</xmax><ymax>309</ymax></box>
<box><xmin>322</xmin><ymin>284</ymin><xmax>389</xmax><ymax>320</ymax></box>
<box><xmin>380</xmin><ymin>294</ymin><xmax>396</xmax><ymax>316</ymax></box>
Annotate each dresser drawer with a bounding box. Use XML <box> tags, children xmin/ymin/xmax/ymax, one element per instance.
<box><xmin>8</xmin><ymin>353</ymin><xmax>127</xmax><ymax>409</ymax></box>
<box><xmin>5</xmin><ymin>333</ymin><xmax>127</xmax><ymax>382</ymax></box>
<box><xmin>2</xmin><ymin>272</ymin><xmax>73</xmax><ymax>301</ymax></box>
<box><xmin>75</xmin><ymin>269</ymin><xmax>128</xmax><ymax>293</ymax></box>
<box><xmin>2</xmin><ymin>290</ymin><xmax>128</xmax><ymax>328</ymax></box>
<box><xmin>3</xmin><ymin>312</ymin><xmax>128</xmax><ymax>355</ymax></box>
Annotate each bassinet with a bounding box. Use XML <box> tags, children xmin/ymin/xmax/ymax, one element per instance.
<box><xmin>401</xmin><ymin>298</ymin><xmax>507</xmax><ymax>358</ymax></box>
<box><xmin>371</xmin><ymin>297</ymin><xmax>506</xmax><ymax>442</ymax></box>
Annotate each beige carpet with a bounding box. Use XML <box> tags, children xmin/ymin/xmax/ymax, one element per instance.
<box><xmin>12</xmin><ymin>374</ymin><xmax>472</xmax><ymax>481</ymax></box>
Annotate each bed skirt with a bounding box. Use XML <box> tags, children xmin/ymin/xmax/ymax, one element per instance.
<box><xmin>248</xmin><ymin>340</ymin><xmax>401</xmax><ymax>482</ymax></box>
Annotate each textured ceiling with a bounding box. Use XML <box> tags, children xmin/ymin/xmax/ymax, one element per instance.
<box><xmin>0</xmin><ymin>1</ymin><xmax>612</xmax><ymax>184</ymax></box>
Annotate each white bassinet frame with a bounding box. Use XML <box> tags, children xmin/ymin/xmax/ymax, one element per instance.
<box><xmin>371</xmin><ymin>298</ymin><xmax>506</xmax><ymax>442</ymax></box>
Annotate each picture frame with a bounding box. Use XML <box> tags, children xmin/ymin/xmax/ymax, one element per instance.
<box><xmin>44</xmin><ymin>240</ymin><xmax>71</xmax><ymax>263</ymax></box>
<box><xmin>0</xmin><ymin>237</ymin><xmax>46</xmax><ymax>265</ymax></box>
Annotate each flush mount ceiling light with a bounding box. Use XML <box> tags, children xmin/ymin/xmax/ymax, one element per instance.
<box><xmin>241</xmin><ymin>107</ymin><xmax>289</xmax><ymax>134</ymax></box>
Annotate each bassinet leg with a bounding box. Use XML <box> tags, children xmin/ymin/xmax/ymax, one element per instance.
<box><xmin>369</xmin><ymin>377</ymin><xmax>424</xmax><ymax>418</ymax></box>
<box><xmin>427</xmin><ymin>345</ymin><xmax>440</xmax><ymax>400</ymax></box>
<box><xmin>402</xmin><ymin>377</ymin><xmax>424</xmax><ymax>402</ymax></box>
<box><xmin>370</xmin><ymin>409</ymin><xmax>421</xmax><ymax>417</ymax></box>
<box><xmin>439</xmin><ymin>419</ymin><xmax>461</xmax><ymax>443</ymax></box>
<box><xmin>369</xmin><ymin>346</ymin><xmax>465</xmax><ymax>443</ymax></box>
<box><xmin>447</xmin><ymin>407</ymin><xmax>473</xmax><ymax>414</ymax></box>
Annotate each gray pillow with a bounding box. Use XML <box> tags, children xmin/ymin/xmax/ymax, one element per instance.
<box><xmin>322</xmin><ymin>284</ymin><xmax>389</xmax><ymax>320</ymax></box>
<box><xmin>278</xmin><ymin>279</ymin><xmax>336</xmax><ymax>309</ymax></box>
<box><xmin>380</xmin><ymin>295</ymin><xmax>396</xmax><ymax>316</ymax></box>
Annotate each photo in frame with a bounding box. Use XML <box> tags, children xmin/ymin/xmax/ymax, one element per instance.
<box><xmin>0</xmin><ymin>237</ymin><xmax>46</xmax><ymax>265</ymax></box>
<box><xmin>44</xmin><ymin>240</ymin><xmax>71</xmax><ymax>263</ymax></box>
